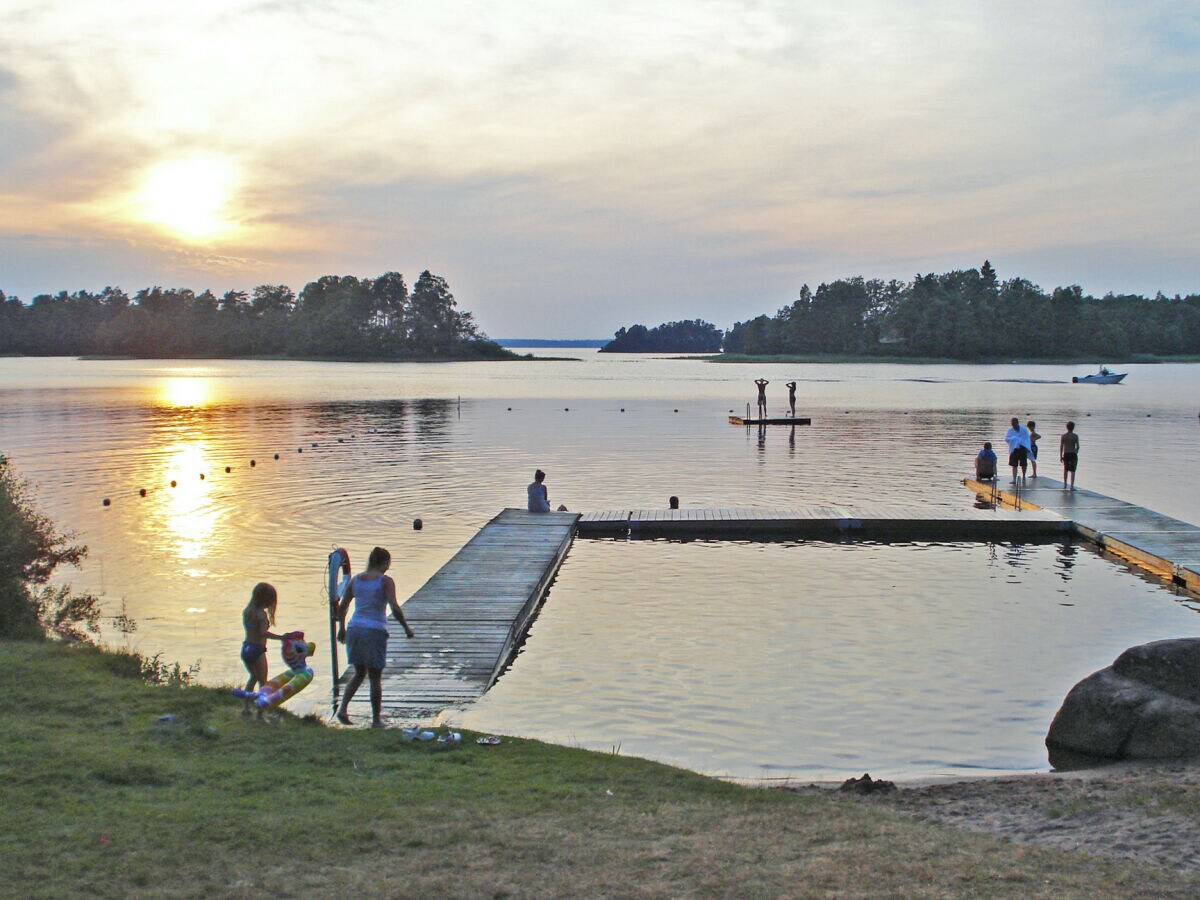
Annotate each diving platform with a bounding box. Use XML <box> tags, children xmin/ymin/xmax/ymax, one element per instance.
<box><xmin>729</xmin><ymin>415</ymin><xmax>811</xmax><ymax>425</ymax></box>
<box><xmin>338</xmin><ymin>508</ymin><xmax>577</xmax><ymax>720</ymax></box>
<box><xmin>964</xmin><ymin>477</ymin><xmax>1200</xmax><ymax>592</ymax></box>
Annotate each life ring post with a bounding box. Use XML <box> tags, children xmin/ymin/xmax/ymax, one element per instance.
<box><xmin>327</xmin><ymin>548</ymin><xmax>351</xmax><ymax>709</ymax></box>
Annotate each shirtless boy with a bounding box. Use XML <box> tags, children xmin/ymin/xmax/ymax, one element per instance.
<box><xmin>1060</xmin><ymin>421</ymin><xmax>1080</xmax><ymax>490</ymax></box>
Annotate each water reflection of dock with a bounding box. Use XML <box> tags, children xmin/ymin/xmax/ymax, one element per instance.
<box><xmin>350</xmin><ymin>489</ymin><xmax>1200</xmax><ymax>720</ymax></box>
<box><xmin>965</xmin><ymin>477</ymin><xmax>1200</xmax><ymax>592</ymax></box>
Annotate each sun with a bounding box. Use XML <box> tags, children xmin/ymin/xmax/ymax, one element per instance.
<box><xmin>134</xmin><ymin>156</ymin><xmax>239</xmax><ymax>242</ymax></box>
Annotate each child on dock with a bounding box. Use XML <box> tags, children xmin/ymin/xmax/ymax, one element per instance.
<box><xmin>754</xmin><ymin>378</ymin><xmax>769</xmax><ymax>418</ymax></box>
<box><xmin>1060</xmin><ymin>421</ymin><xmax>1080</xmax><ymax>490</ymax></box>
<box><xmin>1027</xmin><ymin>420</ymin><xmax>1042</xmax><ymax>477</ymax></box>
<box><xmin>975</xmin><ymin>442</ymin><xmax>997</xmax><ymax>481</ymax></box>
<box><xmin>240</xmin><ymin>582</ymin><xmax>282</xmax><ymax>718</ymax></box>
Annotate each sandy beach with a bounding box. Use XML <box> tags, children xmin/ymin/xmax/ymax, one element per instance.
<box><xmin>800</xmin><ymin>762</ymin><xmax>1200</xmax><ymax>872</ymax></box>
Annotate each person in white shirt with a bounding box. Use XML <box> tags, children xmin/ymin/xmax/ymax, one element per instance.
<box><xmin>527</xmin><ymin>469</ymin><xmax>551</xmax><ymax>511</ymax></box>
<box><xmin>526</xmin><ymin>469</ymin><xmax>567</xmax><ymax>512</ymax></box>
<box><xmin>1004</xmin><ymin>417</ymin><xmax>1032</xmax><ymax>484</ymax></box>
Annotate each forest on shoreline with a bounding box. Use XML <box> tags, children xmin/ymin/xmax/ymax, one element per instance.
<box><xmin>0</xmin><ymin>270</ymin><xmax>516</xmax><ymax>361</ymax></box>
<box><xmin>607</xmin><ymin>262</ymin><xmax>1200</xmax><ymax>359</ymax></box>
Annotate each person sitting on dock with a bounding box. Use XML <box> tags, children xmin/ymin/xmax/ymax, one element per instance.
<box><xmin>754</xmin><ymin>378</ymin><xmax>769</xmax><ymax>418</ymax></box>
<box><xmin>786</xmin><ymin>381</ymin><xmax>797</xmax><ymax>417</ymax></box>
<box><xmin>528</xmin><ymin>469</ymin><xmax>568</xmax><ymax>512</ymax></box>
<box><xmin>975</xmin><ymin>442</ymin><xmax>997</xmax><ymax>481</ymax></box>
<box><xmin>1004</xmin><ymin>417</ymin><xmax>1032</xmax><ymax>485</ymax></box>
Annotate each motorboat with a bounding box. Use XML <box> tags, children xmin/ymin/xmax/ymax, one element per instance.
<box><xmin>1072</xmin><ymin>366</ymin><xmax>1126</xmax><ymax>384</ymax></box>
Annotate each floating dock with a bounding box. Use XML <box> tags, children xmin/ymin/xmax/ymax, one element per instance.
<box><xmin>729</xmin><ymin>415</ymin><xmax>811</xmax><ymax>426</ymax></box>
<box><xmin>964</xmin><ymin>477</ymin><xmax>1200</xmax><ymax>592</ymax></box>
<box><xmin>346</xmin><ymin>486</ymin><xmax>1200</xmax><ymax>720</ymax></box>
<box><xmin>339</xmin><ymin>509</ymin><xmax>577</xmax><ymax>720</ymax></box>
<box><xmin>577</xmin><ymin>504</ymin><xmax>1067</xmax><ymax>539</ymax></box>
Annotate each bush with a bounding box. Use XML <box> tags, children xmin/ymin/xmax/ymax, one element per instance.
<box><xmin>96</xmin><ymin>647</ymin><xmax>198</xmax><ymax>686</ymax></box>
<box><xmin>0</xmin><ymin>454</ymin><xmax>101</xmax><ymax>641</ymax></box>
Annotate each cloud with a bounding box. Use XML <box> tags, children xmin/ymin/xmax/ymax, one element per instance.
<box><xmin>0</xmin><ymin>0</ymin><xmax>1197</xmax><ymax>334</ymax></box>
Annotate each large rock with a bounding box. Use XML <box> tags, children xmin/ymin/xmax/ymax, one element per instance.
<box><xmin>1046</xmin><ymin>638</ymin><xmax>1200</xmax><ymax>764</ymax></box>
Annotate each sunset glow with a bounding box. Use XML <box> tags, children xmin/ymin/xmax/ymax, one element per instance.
<box><xmin>159</xmin><ymin>377</ymin><xmax>212</xmax><ymax>408</ymax></box>
<box><xmin>133</xmin><ymin>157</ymin><xmax>239</xmax><ymax>243</ymax></box>
<box><xmin>1</xmin><ymin>1</ymin><xmax>1197</xmax><ymax>335</ymax></box>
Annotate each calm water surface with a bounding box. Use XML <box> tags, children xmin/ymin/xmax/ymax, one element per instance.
<box><xmin>3</xmin><ymin>353</ymin><xmax>1199</xmax><ymax>781</ymax></box>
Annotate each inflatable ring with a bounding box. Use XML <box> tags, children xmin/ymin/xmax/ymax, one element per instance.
<box><xmin>231</xmin><ymin>631</ymin><xmax>315</xmax><ymax>709</ymax></box>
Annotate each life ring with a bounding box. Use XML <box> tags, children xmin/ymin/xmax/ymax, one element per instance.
<box><xmin>328</xmin><ymin>548</ymin><xmax>351</xmax><ymax>608</ymax></box>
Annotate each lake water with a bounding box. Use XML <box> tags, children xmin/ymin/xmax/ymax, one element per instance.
<box><xmin>3</xmin><ymin>352</ymin><xmax>1199</xmax><ymax>781</ymax></box>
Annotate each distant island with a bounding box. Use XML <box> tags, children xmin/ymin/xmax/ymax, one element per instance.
<box><xmin>722</xmin><ymin>261</ymin><xmax>1200</xmax><ymax>359</ymax></box>
<box><xmin>6</xmin><ymin>261</ymin><xmax>1199</xmax><ymax>362</ymax></box>
<box><xmin>0</xmin><ymin>270</ymin><xmax>518</xmax><ymax>361</ymax></box>
<box><xmin>606</xmin><ymin>262</ymin><xmax>1200</xmax><ymax>360</ymax></box>
<box><xmin>600</xmin><ymin>319</ymin><xmax>724</xmax><ymax>353</ymax></box>
<box><xmin>496</xmin><ymin>338</ymin><xmax>608</xmax><ymax>348</ymax></box>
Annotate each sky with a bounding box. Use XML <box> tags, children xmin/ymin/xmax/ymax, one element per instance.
<box><xmin>1</xmin><ymin>1</ymin><xmax>1198</xmax><ymax>338</ymax></box>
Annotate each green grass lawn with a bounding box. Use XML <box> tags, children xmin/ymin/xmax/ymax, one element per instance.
<box><xmin>1</xmin><ymin>639</ymin><xmax>1195</xmax><ymax>897</ymax></box>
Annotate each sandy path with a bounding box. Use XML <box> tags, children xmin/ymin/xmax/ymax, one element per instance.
<box><xmin>817</xmin><ymin>762</ymin><xmax>1200</xmax><ymax>871</ymax></box>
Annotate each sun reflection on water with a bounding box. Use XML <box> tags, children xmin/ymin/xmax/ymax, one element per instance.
<box><xmin>153</xmin><ymin>441</ymin><xmax>219</xmax><ymax>561</ymax></box>
<box><xmin>159</xmin><ymin>377</ymin><xmax>212</xmax><ymax>408</ymax></box>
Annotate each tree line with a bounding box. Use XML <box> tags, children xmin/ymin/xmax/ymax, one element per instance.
<box><xmin>602</xmin><ymin>263</ymin><xmax>1200</xmax><ymax>358</ymax></box>
<box><xmin>723</xmin><ymin>262</ymin><xmax>1200</xmax><ymax>358</ymax></box>
<box><xmin>0</xmin><ymin>270</ymin><xmax>515</xmax><ymax>360</ymax></box>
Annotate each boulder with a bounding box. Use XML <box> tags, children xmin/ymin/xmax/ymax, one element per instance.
<box><xmin>1047</xmin><ymin>638</ymin><xmax>1200</xmax><ymax>764</ymax></box>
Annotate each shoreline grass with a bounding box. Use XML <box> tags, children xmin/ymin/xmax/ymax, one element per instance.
<box><xmin>3</xmin><ymin>639</ymin><xmax>1196</xmax><ymax>896</ymax></box>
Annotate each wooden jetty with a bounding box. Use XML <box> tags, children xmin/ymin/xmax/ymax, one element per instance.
<box><xmin>346</xmin><ymin>485</ymin><xmax>1200</xmax><ymax>720</ymax></box>
<box><xmin>578</xmin><ymin>504</ymin><xmax>1067</xmax><ymax>539</ymax></box>
<box><xmin>339</xmin><ymin>508</ymin><xmax>577</xmax><ymax>720</ymax></box>
<box><xmin>729</xmin><ymin>415</ymin><xmax>811</xmax><ymax>426</ymax></box>
<box><xmin>964</xmin><ymin>477</ymin><xmax>1200</xmax><ymax>592</ymax></box>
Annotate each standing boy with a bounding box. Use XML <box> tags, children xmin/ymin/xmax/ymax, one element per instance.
<box><xmin>1060</xmin><ymin>422</ymin><xmax>1080</xmax><ymax>490</ymax></box>
<box><xmin>754</xmin><ymin>378</ymin><xmax>769</xmax><ymax>418</ymax></box>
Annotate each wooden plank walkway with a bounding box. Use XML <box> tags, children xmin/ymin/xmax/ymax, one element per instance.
<box><xmin>344</xmin><ymin>485</ymin><xmax>1200</xmax><ymax>720</ymax></box>
<box><xmin>964</xmin><ymin>477</ymin><xmax>1200</xmax><ymax>592</ymax></box>
<box><xmin>340</xmin><ymin>508</ymin><xmax>577</xmax><ymax>719</ymax></box>
<box><xmin>578</xmin><ymin>503</ymin><xmax>1069</xmax><ymax>539</ymax></box>
<box><xmin>729</xmin><ymin>415</ymin><xmax>811</xmax><ymax>425</ymax></box>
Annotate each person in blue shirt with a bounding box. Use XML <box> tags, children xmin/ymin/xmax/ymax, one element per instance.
<box><xmin>975</xmin><ymin>441</ymin><xmax>998</xmax><ymax>481</ymax></box>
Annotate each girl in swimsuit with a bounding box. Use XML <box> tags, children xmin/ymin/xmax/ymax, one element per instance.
<box><xmin>240</xmin><ymin>582</ymin><xmax>281</xmax><ymax>717</ymax></box>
